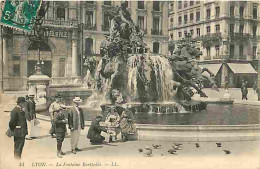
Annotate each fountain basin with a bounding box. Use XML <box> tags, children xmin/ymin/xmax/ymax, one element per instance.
<box><xmin>51</xmin><ymin>104</ymin><xmax>259</xmax><ymax>126</ymax></box>
<box><xmin>36</xmin><ymin>113</ymin><xmax>260</xmax><ymax>141</ymax></box>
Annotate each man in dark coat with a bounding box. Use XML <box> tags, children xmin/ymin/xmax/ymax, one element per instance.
<box><xmin>241</xmin><ymin>86</ymin><xmax>248</xmax><ymax>100</ymax></box>
<box><xmin>25</xmin><ymin>94</ymin><xmax>37</xmax><ymax>140</ymax></box>
<box><xmin>87</xmin><ymin>113</ymin><xmax>107</xmax><ymax>144</ymax></box>
<box><xmin>9</xmin><ymin>97</ymin><xmax>28</xmax><ymax>159</ymax></box>
<box><xmin>68</xmin><ymin>97</ymin><xmax>85</xmax><ymax>154</ymax></box>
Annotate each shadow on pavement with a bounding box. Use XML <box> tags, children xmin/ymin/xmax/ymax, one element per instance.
<box><xmin>64</xmin><ymin>146</ymin><xmax>103</xmax><ymax>155</ymax></box>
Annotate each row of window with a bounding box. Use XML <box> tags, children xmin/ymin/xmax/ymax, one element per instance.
<box><xmin>177</xmin><ymin>7</ymin><xmax>219</xmax><ymax>26</ymax></box>
<box><xmin>229</xmin><ymin>24</ymin><xmax>257</xmax><ymax>37</ymax></box>
<box><xmin>55</xmin><ymin>1</ymin><xmax>161</xmax><ymax>20</ymax></box>
<box><xmin>178</xmin><ymin>1</ymin><xmax>200</xmax><ymax>9</ymax></box>
<box><xmin>175</xmin><ymin>5</ymin><xmax>258</xmax><ymax>26</ymax></box>
<box><xmin>205</xmin><ymin>45</ymin><xmax>257</xmax><ymax>60</ymax></box>
<box><xmin>176</xmin><ymin>24</ymin><xmax>221</xmax><ymax>39</ymax></box>
<box><xmin>175</xmin><ymin>24</ymin><xmax>257</xmax><ymax>39</ymax></box>
<box><xmin>230</xmin><ymin>5</ymin><xmax>258</xmax><ymax>19</ymax></box>
<box><xmin>177</xmin><ymin>11</ymin><xmax>201</xmax><ymax>25</ymax></box>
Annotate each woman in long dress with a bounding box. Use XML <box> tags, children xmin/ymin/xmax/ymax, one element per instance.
<box><xmin>120</xmin><ymin>105</ymin><xmax>137</xmax><ymax>142</ymax></box>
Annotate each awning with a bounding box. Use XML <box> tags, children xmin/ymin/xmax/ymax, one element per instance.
<box><xmin>227</xmin><ymin>63</ymin><xmax>257</xmax><ymax>76</ymax></box>
<box><xmin>198</xmin><ymin>64</ymin><xmax>222</xmax><ymax>76</ymax></box>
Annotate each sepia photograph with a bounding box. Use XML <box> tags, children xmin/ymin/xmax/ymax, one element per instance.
<box><xmin>0</xmin><ymin>0</ymin><xmax>260</xmax><ymax>168</ymax></box>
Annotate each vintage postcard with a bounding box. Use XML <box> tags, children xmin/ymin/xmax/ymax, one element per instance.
<box><xmin>0</xmin><ymin>0</ymin><xmax>260</xmax><ymax>169</ymax></box>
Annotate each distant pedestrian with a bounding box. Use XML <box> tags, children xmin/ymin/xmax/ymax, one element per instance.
<box><xmin>87</xmin><ymin>113</ymin><xmax>108</xmax><ymax>144</ymax></box>
<box><xmin>241</xmin><ymin>86</ymin><xmax>248</xmax><ymax>100</ymax></box>
<box><xmin>25</xmin><ymin>94</ymin><xmax>37</xmax><ymax>140</ymax></box>
<box><xmin>256</xmin><ymin>88</ymin><xmax>260</xmax><ymax>101</ymax></box>
<box><xmin>9</xmin><ymin>97</ymin><xmax>28</xmax><ymax>159</ymax></box>
<box><xmin>253</xmin><ymin>82</ymin><xmax>257</xmax><ymax>94</ymax></box>
<box><xmin>53</xmin><ymin>106</ymin><xmax>67</xmax><ymax>158</ymax></box>
<box><xmin>68</xmin><ymin>97</ymin><xmax>85</xmax><ymax>154</ymax></box>
<box><xmin>224</xmin><ymin>76</ymin><xmax>229</xmax><ymax>90</ymax></box>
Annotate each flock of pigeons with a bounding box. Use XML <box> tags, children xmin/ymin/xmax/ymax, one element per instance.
<box><xmin>138</xmin><ymin>142</ymin><xmax>231</xmax><ymax>157</ymax></box>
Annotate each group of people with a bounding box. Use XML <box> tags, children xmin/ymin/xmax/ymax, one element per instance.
<box><xmin>8</xmin><ymin>93</ymin><xmax>137</xmax><ymax>159</ymax></box>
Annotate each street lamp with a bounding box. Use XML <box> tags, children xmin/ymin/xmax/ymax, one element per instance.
<box><xmin>28</xmin><ymin>1</ymin><xmax>49</xmax><ymax>75</ymax></box>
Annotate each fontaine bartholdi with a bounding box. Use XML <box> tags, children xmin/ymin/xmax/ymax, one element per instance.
<box><xmin>85</xmin><ymin>2</ymin><xmax>218</xmax><ymax>114</ymax></box>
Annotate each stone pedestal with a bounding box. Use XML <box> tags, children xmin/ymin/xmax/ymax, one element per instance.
<box><xmin>28</xmin><ymin>73</ymin><xmax>50</xmax><ymax>112</ymax></box>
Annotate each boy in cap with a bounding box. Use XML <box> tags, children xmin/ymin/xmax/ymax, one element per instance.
<box><xmin>53</xmin><ymin>105</ymin><xmax>67</xmax><ymax>158</ymax></box>
<box><xmin>9</xmin><ymin>97</ymin><xmax>28</xmax><ymax>159</ymax></box>
<box><xmin>87</xmin><ymin>113</ymin><xmax>107</xmax><ymax>144</ymax></box>
<box><xmin>68</xmin><ymin>97</ymin><xmax>85</xmax><ymax>154</ymax></box>
<box><xmin>49</xmin><ymin>93</ymin><xmax>63</xmax><ymax>138</ymax></box>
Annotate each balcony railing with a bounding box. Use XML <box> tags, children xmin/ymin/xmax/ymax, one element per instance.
<box><xmin>84</xmin><ymin>24</ymin><xmax>96</xmax><ymax>31</ymax></box>
<box><xmin>229</xmin><ymin>33</ymin><xmax>253</xmax><ymax>41</ymax></box>
<box><xmin>43</xmin><ymin>19</ymin><xmax>78</xmax><ymax>27</ymax></box>
<box><xmin>151</xmin><ymin>29</ymin><xmax>162</xmax><ymax>35</ymax></box>
<box><xmin>102</xmin><ymin>25</ymin><xmax>110</xmax><ymax>32</ymax></box>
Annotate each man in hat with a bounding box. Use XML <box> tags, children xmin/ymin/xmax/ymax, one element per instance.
<box><xmin>9</xmin><ymin>97</ymin><xmax>28</xmax><ymax>159</ymax></box>
<box><xmin>49</xmin><ymin>93</ymin><xmax>64</xmax><ymax>138</ymax></box>
<box><xmin>25</xmin><ymin>94</ymin><xmax>36</xmax><ymax>140</ymax></box>
<box><xmin>87</xmin><ymin>113</ymin><xmax>107</xmax><ymax>144</ymax></box>
<box><xmin>68</xmin><ymin>97</ymin><xmax>85</xmax><ymax>154</ymax></box>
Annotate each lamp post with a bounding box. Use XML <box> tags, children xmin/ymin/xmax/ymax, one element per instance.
<box><xmin>28</xmin><ymin>2</ymin><xmax>49</xmax><ymax>75</ymax></box>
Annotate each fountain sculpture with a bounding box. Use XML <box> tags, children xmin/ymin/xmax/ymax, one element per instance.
<box><xmin>84</xmin><ymin>2</ymin><xmax>218</xmax><ymax>114</ymax></box>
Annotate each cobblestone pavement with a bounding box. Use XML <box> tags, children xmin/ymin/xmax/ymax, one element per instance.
<box><xmin>1</xmin><ymin>105</ymin><xmax>260</xmax><ymax>169</ymax></box>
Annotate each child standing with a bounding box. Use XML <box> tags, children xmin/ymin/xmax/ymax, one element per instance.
<box><xmin>105</xmin><ymin>107</ymin><xmax>120</xmax><ymax>142</ymax></box>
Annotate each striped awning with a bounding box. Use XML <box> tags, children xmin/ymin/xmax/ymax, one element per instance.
<box><xmin>227</xmin><ymin>63</ymin><xmax>257</xmax><ymax>75</ymax></box>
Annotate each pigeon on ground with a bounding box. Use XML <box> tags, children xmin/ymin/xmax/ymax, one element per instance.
<box><xmin>216</xmin><ymin>143</ymin><xmax>222</xmax><ymax>147</ymax></box>
<box><xmin>172</xmin><ymin>145</ymin><xmax>182</xmax><ymax>150</ymax></box>
<box><xmin>168</xmin><ymin>149</ymin><xmax>177</xmax><ymax>154</ymax></box>
<box><xmin>144</xmin><ymin>146</ymin><xmax>153</xmax><ymax>156</ymax></box>
<box><xmin>195</xmin><ymin>143</ymin><xmax>200</xmax><ymax>148</ymax></box>
<box><xmin>138</xmin><ymin>148</ymin><xmax>143</xmax><ymax>153</ymax></box>
<box><xmin>173</xmin><ymin>143</ymin><xmax>183</xmax><ymax>147</ymax></box>
<box><xmin>152</xmin><ymin>144</ymin><xmax>161</xmax><ymax>149</ymax></box>
<box><xmin>223</xmin><ymin>150</ymin><xmax>231</xmax><ymax>154</ymax></box>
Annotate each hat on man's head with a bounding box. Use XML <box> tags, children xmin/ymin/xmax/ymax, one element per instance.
<box><xmin>55</xmin><ymin>93</ymin><xmax>62</xmax><ymax>98</ymax></box>
<box><xmin>28</xmin><ymin>94</ymin><xmax>35</xmax><ymax>98</ymax></box>
<box><xmin>73</xmin><ymin>97</ymin><xmax>83</xmax><ymax>103</ymax></box>
<box><xmin>17</xmin><ymin>97</ymin><xmax>26</xmax><ymax>104</ymax></box>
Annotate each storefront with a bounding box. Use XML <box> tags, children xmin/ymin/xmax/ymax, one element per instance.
<box><xmin>227</xmin><ymin>63</ymin><xmax>258</xmax><ymax>88</ymax></box>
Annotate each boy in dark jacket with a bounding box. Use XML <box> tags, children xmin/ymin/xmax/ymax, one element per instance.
<box><xmin>53</xmin><ymin>106</ymin><xmax>67</xmax><ymax>158</ymax></box>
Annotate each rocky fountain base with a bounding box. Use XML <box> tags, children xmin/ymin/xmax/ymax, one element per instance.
<box><xmin>100</xmin><ymin>101</ymin><xmax>207</xmax><ymax>115</ymax></box>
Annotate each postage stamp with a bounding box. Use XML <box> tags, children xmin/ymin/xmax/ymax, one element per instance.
<box><xmin>0</xmin><ymin>0</ymin><xmax>41</xmax><ymax>31</ymax></box>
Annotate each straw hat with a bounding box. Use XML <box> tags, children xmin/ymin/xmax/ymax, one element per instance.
<box><xmin>28</xmin><ymin>94</ymin><xmax>35</xmax><ymax>98</ymax></box>
<box><xmin>73</xmin><ymin>97</ymin><xmax>83</xmax><ymax>103</ymax></box>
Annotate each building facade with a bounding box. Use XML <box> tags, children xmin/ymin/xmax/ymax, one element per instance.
<box><xmin>169</xmin><ymin>1</ymin><xmax>260</xmax><ymax>88</ymax></box>
<box><xmin>0</xmin><ymin>1</ymin><xmax>169</xmax><ymax>91</ymax></box>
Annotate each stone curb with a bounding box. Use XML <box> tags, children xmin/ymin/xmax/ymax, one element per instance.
<box><xmin>36</xmin><ymin>114</ymin><xmax>260</xmax><ymax>142</ymax></box>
